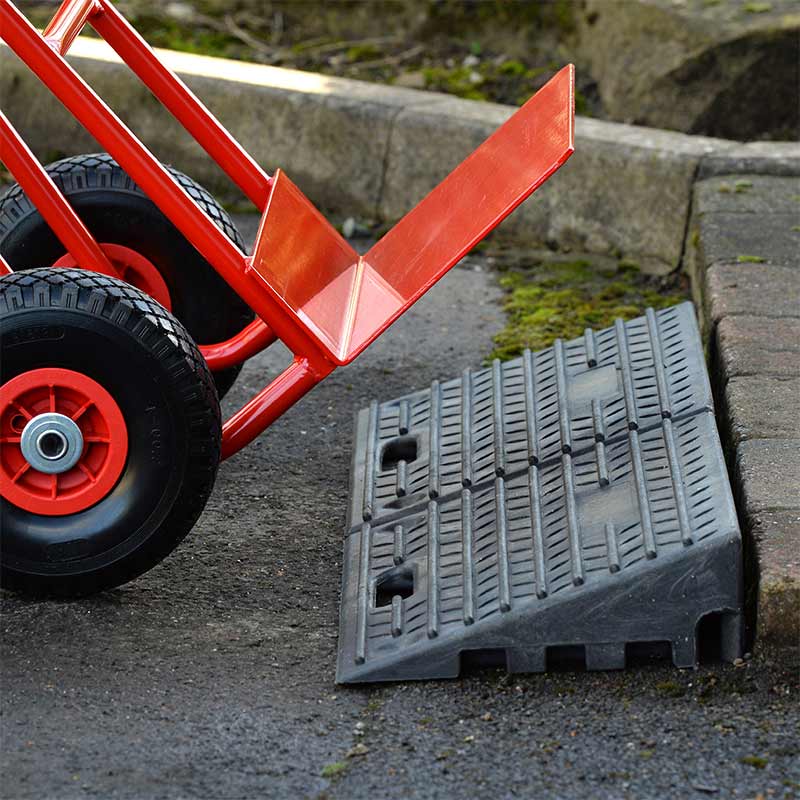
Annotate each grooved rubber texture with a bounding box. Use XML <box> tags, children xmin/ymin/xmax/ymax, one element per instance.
<box><xmin>0</xmin><ymin>268</ymin><xmax>221</xmax><ymax>594</ymax></box>
<box><xmin>0</xmin><ymin>152</ymin><xmax>245</xmax><ymax>250</ymax></box>
<box><xmin>337</xmin><ymin>303</ymin><xmax>743</xmax><ymax>683</ymax></box>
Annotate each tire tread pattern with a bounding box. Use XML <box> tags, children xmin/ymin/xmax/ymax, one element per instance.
<box><xmin>0</xmin><ymin>268</ymin><xmax>221</xmax><ymax>595</ymax></box>
<box><xmin>0</xmin><ymin>153</ymin><xmax>245</xmax><ymax>251</ymax></box>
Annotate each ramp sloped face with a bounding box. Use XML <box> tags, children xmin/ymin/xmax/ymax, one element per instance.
<box><xmin>337</xmin><ymin>303</ymin><xmax>743</xmax><ymax>683</ymax></box>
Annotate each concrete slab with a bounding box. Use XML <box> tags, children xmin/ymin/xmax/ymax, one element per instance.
<box><xmin>699</xmin><ymin>141</ymin><xmax>800</xmax><ymax>178</ymax></box>
<box><xmin>694</xmin><ymin>175</ymin><xmax>800</xmax><ymax>215</ymax></box>
<box><xmin>706</xmin><ymin>264</ymin><xmax>800</xmax><ymax>323</ymax></box>
<box><xmin>698</xmin><ymin>213</ymin><xmax>799</xmax><ymax>270</ymax></box>
<box><xmin>717</xmin><ymin>315</ymin><xmax>800</xmax><ymax>379</ymax></box>
<box><xmin>736</xmin><ymin>439</ymin><xmax>800</xmax><ymax>513</ymax></box>
<box><xmin>735</xmin><ymin>441</ymin><xmax>800</xmax><ymax>644</ymax></box>
<box><xmin>724</xmin><ymin>377</ymin><xmax>800</xmax><ymax>444</ymax></box>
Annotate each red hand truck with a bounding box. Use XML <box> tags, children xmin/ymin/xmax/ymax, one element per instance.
<box><xmin>0</xmin><ymin>0</ymin><xmax>574</xmax><ymax>595</ymax></box>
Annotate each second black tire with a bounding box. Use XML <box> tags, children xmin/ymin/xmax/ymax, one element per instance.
<box><xmin>0</xmin><ymin>153</ymin><xmax>254</xmax><ymax>398</ymax></box>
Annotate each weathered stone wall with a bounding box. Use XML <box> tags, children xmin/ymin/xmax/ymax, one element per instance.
<box><xmin>1</xmin><ymin>38</ymin><xmax>732</xmax><ymax>274</ymax></box>
<box><xmin>574</xmin><ymin>0</ymin><xmax>800</xmax><ymax>140</ymax></box>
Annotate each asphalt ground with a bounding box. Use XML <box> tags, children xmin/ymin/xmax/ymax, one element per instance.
<box><xmin>1</xmin><ymin>216</ymin><xmax>798</xmax><ymax>799</ymax></box>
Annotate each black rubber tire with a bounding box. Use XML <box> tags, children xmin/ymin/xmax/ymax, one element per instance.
<box><xmin>0</xmin><ymin>268</ymin><xmax>221</xmax><ymax>596</ymax></box>
<box><xmin>0</xmin><ymin>152</ymin><xmax>254</xmax><ymax>399</ymax></box>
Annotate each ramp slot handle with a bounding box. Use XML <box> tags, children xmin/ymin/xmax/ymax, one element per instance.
<box><xmin>605</xmin><ymin>522</ymin><xmax>621</xmax><ymax>573</ymax></box>
<box><xmin>592</xmin><ymin>399</ymin><xmax>610</xmax><ymax>487</ymax></box>
<box><xmin>529</xmin><ymin>463</ymin><xmax>549</xmax><ymax>599</ymax></box>
<box><xmin>646</xmin><ymin>309</ymin><xmax>694</xmax><ymax>547</ymax></box>
<box><xmin>615</xmin><ymin>319</ymin><xmax>657</xmax><ymax>560</ymax></box>
<box><xmin>461</xmin><ymin>368</ymin><xmax>474</xmax><ymax>487</ymax></box>
<box><xmin>355</xmin><ymin>522</ymin><xmax>371</xmax><ymax>665</ymax></box>
<box><xmin>427</xmin><ymin>500</ymin><xmax>440</xmax><ymax>639</ymax></box>
<box><xmin>584</xmin><ymin>328</ymin><xmax>598</xmax><ymax>368</ymax></box>
<box><xmin>523</xmin><ymin>349</ymin><xmax>540</xmax><ymax>465</ymax></box>
<box><xmin>495</xmin><ymin>478</ymin><xmax>512</xmax><ymax>611</ymax></box>
<box><xmin>492</xmin><ymin>360</ymin><xmax>506</xmax><ymax>476</ymax></box>
<box><xmin>391</xmin><ymin>595</ymin><xmax>403</xmax><ymax>638</ymax></box>
<box><xmin>461</xmin><ymin>488</ymin><xmax>476</xmax><ymax>625</ymax></box>
<box><xmin>393</xmin><ymin>523</ymin><xmax>405</xmax><ymax>565</ymax></box>
<box><xmin>429</xmin><ymin>381</ymin><xmax>441</xmax><ymax>499</ymax></box>
<box><xmin>555</xmin><ymin>340</ymin><xmax>584</xmax><ymax>586</ymax></box>
<box><xmin>362</xmin><ymin>400</ymin><xmax>379</xmax><ymax>521</ymax></box>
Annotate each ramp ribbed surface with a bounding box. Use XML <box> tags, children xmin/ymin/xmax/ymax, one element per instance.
<box><xmin>337</xmin><ymin>303</ymin><xmax>743</xmax><ymax>683</ymax></box>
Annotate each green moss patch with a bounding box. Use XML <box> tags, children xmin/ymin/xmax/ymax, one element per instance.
<box><xmin>421</xmin><ymin>61</ymin><xmax>554</xmax><ymax>105</ymax></box>
<box><xmin>321</xmin><ymin>761</ymin><xmax>349</xmax><ymax>779</ymax></box>
<box><xmin>490</xmin><ymin>253</ymin><xmax>689</xmax><ymax>361</ymax></box>
<box><xmin>740</xmin><ymin>755</ymin><xmax>769</xmax><ymax>769</ymax></box>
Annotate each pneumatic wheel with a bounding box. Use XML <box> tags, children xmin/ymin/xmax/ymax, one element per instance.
<box><xmin>0</xmin><ymin>152</ymin><xmax>254</xmax><ymax>399</ymax></box>
<box><xmin>0</xmin><ymin>268</ymin><xmax>221</xmax><ymax>596</ymax></box>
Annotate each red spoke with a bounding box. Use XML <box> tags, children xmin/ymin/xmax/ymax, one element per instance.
<box><xmin>13</xmin><ymin>402</ymin><xmax>33</xmax><ymax>421</ymax></box>
<box><xmin>0</xmin><ymin>436</ymin><xmax>22</xmax><ymax>444</ymax></box>
<box><xmin>11</xmin><ymin>461</ymin><xmax>30</xmax><ymax>483</ymax></box>
<box><xmin>50</xmin><ymin>473</ymin><xmax>57</xmax><ymax>499</ymax></box>
<box><xmin>71</xmin><ymin>399</ymin><xmax>94</xmax><ymax>422</ymax></box>
<box><xmin>77</xmin><ymin>462</ymin><xmax>97</xmax><ymax>483</ymax></box>
<box><xmin>49</xmin><ymin>384</ymin><xmax>56</xmax><ymax>413</ymax></box>
<box><xmin>83</xmin><ymin>435</ymin><xmax>111</xmax><ymax>443</ymax></box>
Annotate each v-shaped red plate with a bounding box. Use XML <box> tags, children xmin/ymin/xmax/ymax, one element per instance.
<box><xmin>248</xmin><ymin>65</ymin><xmax>575</xmax><ymax>365</ymax></box>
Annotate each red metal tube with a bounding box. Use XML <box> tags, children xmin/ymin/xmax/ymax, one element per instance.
<box><xmin>92</xmin><ymin>0</ymin><xmax>273</xmax><ymax>210</ymax></box>
<box><xmin>0</xmin><ymin>109</ymin><xmax>117</xmax><ymax>276</ymax></box>
<box><xmin>0</xmin><ymin>3</ymin><xmax>267</xmax><ymax>315</ymax></box>
<box><xmin>1</xmin><ymin>0</ymin><xmax>338</xmax><ymax>455</ymax></box>
<box><xmin>199</xmin><ymin>318</ymin><xmax>277</xmax><ymax>372</ymax></box>
<box><xmin>0</xmin><ymin>251</ymin><xmax>13</xmax><ymax>275</ymax></box>
<box><xmin>1</xmin><ymin>1</ymin><xmax>331</xmax><ymax>363</ymax></box>
<box><xmin>220</xmin><ymin>356</ymin><xmax>331</xmax><ymax>459</ymax></box>
<box><xmin>42</xmin><ymin>0</ymin><xmax>100</xmax><ymax>55</ymax></box>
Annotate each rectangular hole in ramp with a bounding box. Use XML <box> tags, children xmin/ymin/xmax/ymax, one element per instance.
<box><xmin>374</xmin><ymin>564</ymin><xmax>414</xmax><ymax>608</ymax></box>
<box><xmin>546</xmin><ymin>645</ymin><xmax>587</xmax><ymax>672</ymax></box>
<box><xmin>696</xmin><ymin>612</ymin><xmax>723</xmax><ymax>664</ymax></box>
<box><xmin>625</xmin><ymin>641</ymin><xmax>672</xmax><ymax>667</ymax></box>
<box><xmin>460</xmin><ymin>649</ymin><xmax>508</xmax><ymax>675</ymax></box>
<box><xmin>381</xmin><ymin>436</ymin><xmax>418</xmax><ymax>471</ymax></box>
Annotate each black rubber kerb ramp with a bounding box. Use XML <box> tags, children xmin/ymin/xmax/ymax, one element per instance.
<box><xmin>337</xmin><ymin>303</ymin><xmax>743</xmax><ymax>683</ymax></box>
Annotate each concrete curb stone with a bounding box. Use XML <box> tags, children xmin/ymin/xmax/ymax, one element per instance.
<box><xmin>692</xmin><ymin>171</ymin><xmax>800</xmax><ymax>644</ymax></box>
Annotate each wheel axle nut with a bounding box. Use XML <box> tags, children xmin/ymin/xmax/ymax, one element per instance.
<box><xmin>20</xmin><ymin>413</ymin><xmax>84</xmax><ymax>474</ymax></box>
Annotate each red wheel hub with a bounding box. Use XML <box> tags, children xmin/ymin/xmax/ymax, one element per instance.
<box><xmin>0</xmin><ymin>368</ymin><xmax>128</xmax><ymax>516</ymax></box>
<box><xmin>53</xmin><ymin>243</ymin><xmax>172</xmax><ymax>311</ymax></box>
